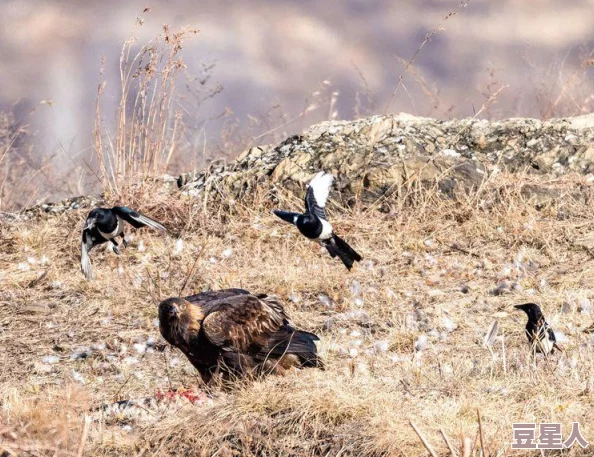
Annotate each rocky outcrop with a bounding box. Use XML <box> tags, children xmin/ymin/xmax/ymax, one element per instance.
<box><xmin>0</xmin><ymin>195</ymin><xmax>105</xmax><ymax>222</ymax></box>
<box><xmin>4</xmin><ymin>113</ymin><xmax>594</xmax><ymax>221</ymax></box>
<box><xmin>178</xmin><ymin>113</ymin><xmax>594</xmax><ymax>207</ymax></box>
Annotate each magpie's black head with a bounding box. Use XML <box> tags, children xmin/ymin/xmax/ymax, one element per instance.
<box><xmin>514</xmin><ymin>303</ymin><xmax>543</xmax><ymax>320</ymax></box>
<box><xmin>273</xmin><ymin>210</ymin><xmax>299</xmax><ymax>225</ymax></box>
<box><xmin>84</xmin><ymin>208</ymin><xmax>112</xmax><ymax>230</ymax></box>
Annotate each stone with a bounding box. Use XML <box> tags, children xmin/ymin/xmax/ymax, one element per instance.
<box><xmin>5</xmin><ymin>113</ymin><xmax>594</xmax><ymax>220</ymax></box>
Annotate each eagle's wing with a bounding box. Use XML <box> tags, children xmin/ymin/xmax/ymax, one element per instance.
<box><xmin>304</xmin><ymin>172</ymin><xmax>333</xmax><ymax>220</ymax></box>
<box><xmin>184</xmin><ymin>289</ymin><xmax>251</xmax><ymax>310</ymax></box>
<box><xmin>80</xmin><ymin>229</ymin><xmax>94</xmax><ymax>280</ymax></box>
<box><xmin>112</xmin><ymin>206</ymin><xmax>167</xmax><ymax>231</ymax></box>
<box><xmin>202</xmin><ymin>294</ymin><xmax>289</xmax><ymax>354</ymax></box>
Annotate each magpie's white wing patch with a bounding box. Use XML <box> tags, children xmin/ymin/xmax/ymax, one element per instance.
<box><xmin>305</xmin><ymin>171</ymin><xmax>334</xmax><ymax>219</ymax></box>
<box><xmin>309</xmin><ymin>172</ymin><xmax>333</xmax><ymax>208</ymax></box>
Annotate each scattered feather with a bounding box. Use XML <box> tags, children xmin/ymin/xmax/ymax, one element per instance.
<box><xmin>349</xmin><ymin>280</ymin><xmax>361</xmax><ymax>296</ymax></box>
<box><xmin>71</xmin><ymin>370</ymin><xmax>85</xmax><ymax>384</ymax></box>
<box><xmin>353</xmin><ymin>297</ymin><xmax>364</xmax><ymax>307</ymax></box>
<box><xmin>414</xmin><ymin>334</ymin><xmax>428</xmax><ymax>352</ymax></box>
<box><xmin>440</xmin><ymin>316</ymin><xmax>457</xmax><ymax>332</ymax></box>
<box><xmin>318</xmin><ymin>294</ymin><xmax>332</xmax><ymax>308</ymax></box>
<box><xmin>123</xmin><ymin>357</ymin><xmax>139</xmax><ymax>365</ymax></box>
<box><xmin>373</xmin><ymin>340</ymin><xmax>390</xmax><ymax>353</ymax></box>
<box><xmin>133</xmin><ymin>343</ymin><xmax>147</xmax><ymax>354</ymax></box>
<box><xmin>173</xmin><ymin>239</ymin><xmax>184</xmax><ymax>255</ymax></box>
<box><xmin>484</xmin><ymin>320</ymin><xmax>499</xmax><ymax>347</ymax></box>
<box><xmin>42</xmin><ymin>355</ymin><xmax>60</xmax><ymax>364</ymax></box>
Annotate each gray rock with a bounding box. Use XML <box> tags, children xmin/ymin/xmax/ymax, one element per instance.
<box><xmin>5</xmin><ymin>113</ymin><xmax>594</xmax><ymax>219</ymax></box>
<box><xmin>177</xmin><ymin>113</ymin><xmax>594</xmax><ymax>209</ymax></box>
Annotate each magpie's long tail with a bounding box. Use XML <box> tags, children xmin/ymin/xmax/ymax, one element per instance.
<box><xmin>325</xmin><ymin>234</ymin><xmax>362</xmax><ymax>270</ymax></box>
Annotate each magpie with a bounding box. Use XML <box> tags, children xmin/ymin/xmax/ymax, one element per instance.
<box><xmin>273</xmin><ymin>171</ymin><xmax>362</xmax><ymax>270</ymax></box>
<box><xmin>81</xmin><ymin>206</ymin><xmax>166</xmax><ymax>279</ymax></box>
<box><xmin>514</xmin><ymin>303</ymin><xmax>562</xmax><ymax>355</ymax></box>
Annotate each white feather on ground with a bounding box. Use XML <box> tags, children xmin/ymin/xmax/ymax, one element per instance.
<box><xmin>308</xmin><ymin>171</ymin><xmax>334</xmax><ymax>208</ymax></box>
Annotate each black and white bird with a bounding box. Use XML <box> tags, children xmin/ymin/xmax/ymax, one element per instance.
<box><xmin>81</xmin><ymin>206</ymin><xmax>166</xmax><ymax>279</ymax></box>
<box><xmin>514</xmin><ymin>303</ymin><xmax>562</xmax><ymax>355</ymax></box>
<box><xmin>273</xmin><ymin>171</ymin><xmax>362</xmax><ymax>270</ymax></box>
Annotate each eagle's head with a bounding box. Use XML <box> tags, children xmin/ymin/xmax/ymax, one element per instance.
<box><xmin>158</xmin><ymin>297</ymin><xmax>190</xmax><ymax>345</ymax></box>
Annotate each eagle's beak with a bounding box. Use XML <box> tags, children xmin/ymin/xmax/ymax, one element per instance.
<box><xmin>168</xmin><ymin>307</ymin><xmax>179</xmax><ymax>318</ymax></box>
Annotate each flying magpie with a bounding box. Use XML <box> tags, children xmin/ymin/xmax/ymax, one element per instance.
<box><xmin>273</xmin><ymin>171</ymin><xmax>362</xmax><ymax>270</ymax></box>
<box><xmin>514</xmin><ymin>303</ymin><xmax>562</xmax><ymax>355</ymax></box>
<box><xmin>81</xmin><ymin>206</ymin><xmax>166</xmax><ymax>279</ymax></box>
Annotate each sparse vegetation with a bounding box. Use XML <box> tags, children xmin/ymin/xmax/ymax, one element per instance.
<box><xmin>2</xmin><ymin>170</ymin><xmax>594</xmax><ymax>456</ymax></box>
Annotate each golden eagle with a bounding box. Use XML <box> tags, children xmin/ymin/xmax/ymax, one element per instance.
<box><xmin>158</xmin><ymin>289</ymin><xmax>323</xmax><ymax>383</ymax></box>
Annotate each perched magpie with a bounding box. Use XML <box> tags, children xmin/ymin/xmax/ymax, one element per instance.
<box><xmin>81</xmin><ymin>206</ymin><xmax>166</xmax><ymax>279</ymax></box>
<box><xmin>514</xmin><ymin>303</ymin><xmax>562</xmax><ymax>355</ymax></box>
<box><xmin>273</xmin><ymin>171</ymin><xmax>362</xmax><ymax>270</ymax></box>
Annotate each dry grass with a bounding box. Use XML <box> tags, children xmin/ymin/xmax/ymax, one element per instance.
<box><xmin>2</xmin><ymin>171</ymin><xmax>594</xmax><ymax>456</ymax></box>
<box><xmin>93</xmin><ymin>22</ymin><xmax>199</xmax><ymax>196</ymax></box>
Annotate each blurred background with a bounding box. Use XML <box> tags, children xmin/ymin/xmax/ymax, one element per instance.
<box><xmin>1</xmin><ymin>0</ymin><xmax>594</xmax><ymax>209</ymax></box>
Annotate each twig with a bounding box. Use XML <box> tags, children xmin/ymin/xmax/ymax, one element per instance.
<box><xmin>77</xmin><ymin>415</ymin><xmax>91</xmax><ymax>457</ymax></box>
<box><xmin>449</xmin><ymin>242</ymin><xmax>480</xmax><ymax>258</ymax></box>
<box><xmin>178</xmin><ymin>243</ymin><xmax>206</xmax><ymax>296</ymax></box>
<box><xmin>501</xmin><ymin>329</ymin><xmax>507</xmax><ymax>375</ymax></box>
<box><xmin>472</xmin><ymin>85</ymin><xmax>509</xmax><ymax>120</ymax></box>
<box><xmin>409</xmin><ymin>421</ymin><xmax>438</xmax><ymax>457</ymax></box>
<box><xmin>462</xmin><ymin>437</ymin><xmax>472</xmax><ymax>457</ymax></box>
<box><xmin>477</xmin><ymin>409</ymin><xmax>489</xmax><ymax>457</ymax></box>
<box><xmin>440</xmin><ymin>428</ymin><xmax>458</xmax><ymax>457</ymax></box>
<box><xmin>382</xmin><ymin>8</ymin><xmax>466</xmax><ymax>116</ymax></box>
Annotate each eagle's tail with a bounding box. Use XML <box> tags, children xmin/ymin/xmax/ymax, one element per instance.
<box><xmin>266</xmin><ymin>329</ymin><xmax>324</xmax><ymax>369</ymax></box>
<box><xmin>325</xmin><ymin>234</ymin><xmax>362</xmax><ymax>270</ymax></box>
<box><xmin>290</xmin><ymin>330</ymin><xmax>324</xmax><ymax>369</ymax></box>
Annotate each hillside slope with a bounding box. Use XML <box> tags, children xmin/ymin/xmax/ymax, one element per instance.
<box><xmin>2</xmin><ymin>114</ymin><xmax>594</xmax><ymax>456</ymax></box>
